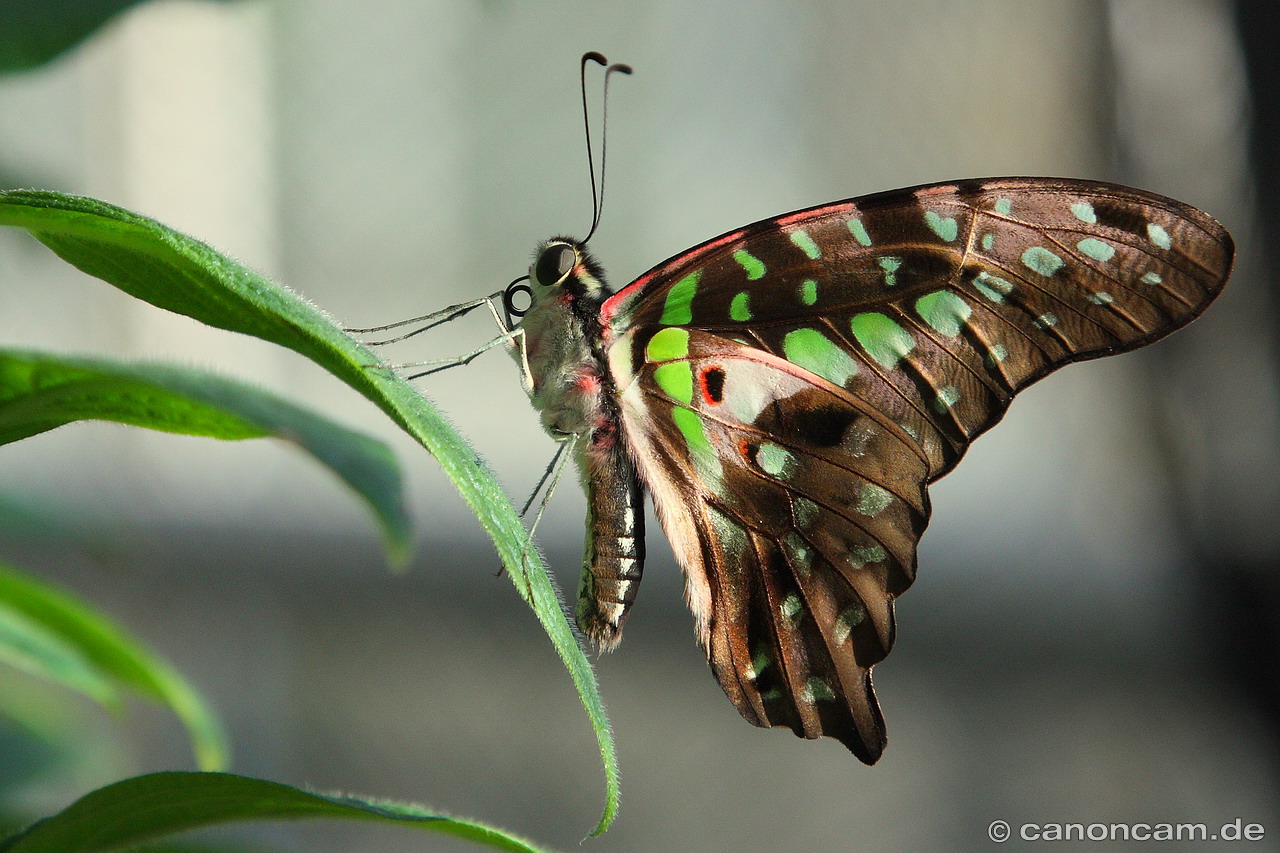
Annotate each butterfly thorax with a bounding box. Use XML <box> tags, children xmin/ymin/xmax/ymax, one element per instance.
<box><xmin>515</xmin><ymin>238</ymin><xmax>616</xmax><ymax>441</ymax></box>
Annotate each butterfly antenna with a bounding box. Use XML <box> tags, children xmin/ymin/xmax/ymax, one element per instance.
<box><xmin>580</xmin><ymin>52</ymin><xmax>607</xmax><ymax>241</ymax></box>
<box><xmin>579</xmin><ymin>52</ymin><xmax>632</xmax><ymax>245</ymax></box>
<box><xmin>587</xmin><ymin>60</ymin><xmax>632</xmax><ymax>243</ymax></box>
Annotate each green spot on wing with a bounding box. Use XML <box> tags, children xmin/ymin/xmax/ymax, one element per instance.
<box><xmin>850</xmin><ymin>312</ymin><xmax>915</xmax><ymax>369</ymax></box>
<box><xmin>805</xmin><ymin>676</ymin><xmax>836</xmax><ymax>701</ymax></box>
<box><xmin>707</xmin><ymin>507</ymin><xmax>748</xmax><ymax>560</ymax></box>
<box><xmin>1088</xmin><ymin>291</ymin><xmax>1115</xmax><ymax>305</ymax></box>
<box><xmin>780</xmin><ymin>592</ymin><xmax>804</xmax><ymax>626</ymax></box>
<box><xmin>973</xmin><ymin>270</ymin><xmax>1013</xmax><ymax>303</ymax></box>
<box><xmin>933</xmin><ymin>385</ymin><xmax>960</xmax><ymax>413</ymax></box>
<box><xmin>1077</xmin><ymin>237</ymin><xmax>1116</xmax><ymax>262</ymax></box>
<box><xmin>756</xmin><ymin>442</ymin><xmax>795</xmax><ymax>478</ymax></box>
<box><xmin>733</xmin><ymin>249</ymin><xmax>766</xmax><ymax>280</ymax></box>
<box><xmin>850</xmin><ymin>544</ymin><xmax>887</xmax><ymax>566</ymax></box>
<box><xmin>878</xmin><ymin>255</ymin><xmax>903</xmax><ymax>287</ymax></box>
<box><xmin>1035</xmin><ymin>312</ymin><xmax>1059</xmax><ymax>329</ymax></box>
<box><xmin>847</xmin><ymin>217</ymin><xmax>872</xmax><ymax>246</ymax></box>
<box><xmin>981</xmin><ymin>233</ymin><xmax>995</xmax><ymax>251</ymax></box>
<box><xmin>789</xmin><ymin>229</ymin><xmax>821</xmax><ymax>260</ymax></box>
<box><xmin>782</xmin><ymin>327</ymin><xmax>859</xmax><ymax>386</ymax></box>
<box><xmin>914</xmin><ymin>290</ymin><xmax>972</xmax><ymax>337</ymax></box>
<box><xmin>793</xmin><ymin>496</ymin><xmax>819</xmax><ymax>528</ymax></box>
<box><xmin>798</xmin><ymin>279</ymin><xmax>818</xmax><ymax>306</ymax></box>
<box><xmin>1021</xmin><ymin>246</ymin><xmax>1064</xmax><ymax>277</ymax></box>
<box><xmin>1141</xmin><ymin>271</ymin><xmax>1163</xmax><ymax>285</ymax></box>
<box><xmin>645</xmin><ymin>327</ymin><xmax>689</xmax><ymax>362</ymax></box>
<box><xmin>1147</xmin><ymin>222</ymin><xmax>1172</xmax><ymax>249</ymax></box>
<box><xmin>653</xmin><ymin>362</ymin><xmax>693</xmax><ymax>404</ymax></box>
<box><xmin>783</xmin><ymin>532</ymin><xmax>812</xmax><ymax>577</ymax></box>
<box><xmin>1071</xmin><ymin>201</ymin><xmax>1097</xmax><ymax>223</ymax></box>
<box><xmin>671</xmin><ymin>406</ymin><xmax>720</xmax><ymax>483</ymax></box>
<box><xmin>923</xmin><ymin>210</ymin><xmax>959</xmax><ymax>242</ymax></box>
<box><xmin>730</xmin><ymin>291</ymin><xmax>752</xmax><ymax>322</ymax></box>
<box><xmin>660</xmin><ymin>271</ymin><xmax>699</xmax><ymax>325</ymax></box>
<box><xmin>986</xmin><ymin>343</ymin><xmax>1009</xmax><ymax>367</ymax></box>
<box><xmin>994</xmin><ymin>197</ymin><xmax>1013</xmax><ymax>215</ymax></box>
<box><xmin>833</xmin><ymin>605</ymin><xmax>865</xmax><ymax>644</ymax></box>
<box><xmin>856</xmin><ymin>483</ymin><xmax>893</xmax><ymax>517</ymax></box>
<box><xmin>749</xmin><ymin>646</ymin><xmax>771</xmax><ymax>679</ymax></box>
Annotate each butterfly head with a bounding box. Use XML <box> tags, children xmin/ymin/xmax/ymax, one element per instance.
<box><xmin>502</xmin><ymin>237</ymin><xmax>610</xmax><ymax>328</ymax></box>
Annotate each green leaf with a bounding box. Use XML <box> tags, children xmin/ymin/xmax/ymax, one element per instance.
<box><xmin>0</xmin><ymin>348</ymin><xmax>411</xmax><ymax>564</ymax></box>
<box><xmin>0</xmin><ymin>604</ymin><xmax>118</xmax><ymax>708</ymax></box>
<box><xmin>0</xmin><ymin>1</ymin><xmax>133</xmax><ymax>73</ymax></box>
<box><xmin>0</xmin><ymin>1</ymin><xmax>231</xmax><ymax>75</ymax></box>
<box><xmin>0</xmin><ymin>561</ymin><xmax>227</xmax><ymax>772</ymax></box>
<box><xmin>0</xmin><ymin>189</ymin><xmax>619</xmax><ymax>834</ymax></box>
<box><xmin>0</xmin><ymin>772</ymin><xmax>556</xmax><ymax>853</ymax></box>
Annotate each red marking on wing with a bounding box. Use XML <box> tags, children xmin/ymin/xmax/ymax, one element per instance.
<box><xmin>698</xmin><ymin>365</ymin><xmax>725</xmax><ymax>405</ymax></box>
<box><xmin>774</xmin><ymin>202</ymin><xmax>857</xmax><ymax>226</ymax></box>
<box><xmin>913</xmin><ymin>183</ymin><xmax>962</xmax><ymax>199</ymax></box>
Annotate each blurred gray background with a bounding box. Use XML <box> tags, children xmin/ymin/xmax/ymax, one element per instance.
<box><xmin>1</xmin><ymin>0</ymin><xmax>1277</xmax><ymax>850</ymax></box>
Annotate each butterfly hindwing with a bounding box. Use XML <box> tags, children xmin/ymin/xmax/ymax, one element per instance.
<box><xmin>612</xmin><ymin>330</ymin><xmax>929</xmax><ymax>760</ymax></box>
<box><xmin>600</xmin><ymin>178</ymin><xmax>1232</xmax><ymax>758</ymax></box>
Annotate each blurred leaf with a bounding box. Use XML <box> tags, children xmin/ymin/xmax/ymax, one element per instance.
<box><xmin>0</xmin><ymin>604</ymin><xmax>118</xmax><ymax>708</ymax></box>
<box><xmin>0</xmin><ymin>189</ymin><xmax>620</xmax><ymax>834</ymax></box>
<box><xmin>0</xmin><ymin>772</ymin><xmax>557</xmax><ymax>853</ymax></box>
<box><xmin>0</xmin><ymin>717</ymin><xmax>65</xmax><ymax>799</ymax></box>
<box><xmin>0</xmin><ymin>0</ymin><xmax>141</xmax><ymax>73</ymax></box>
<box><xmin>0</xmin><ymin>0</ymin><xmax>231</xmax><ymax>75</ymax></box>
<box><xmin>0</xmin><ymin>492</ymin><xmax>126</xmax><ymax>563</ymax></box>
<box><xmin>0</xmin><ymin>348</ymin><xmax>411</xmax><ymax>564</ymax></box>
<box><xmin>0</xmin><ymin>492</ymin><xmax>97</xmax><ymax>549</ymax></box>
<box><xmin>0</xmin><ymin>561</ymin><xmax>227</xmax><ymax>772</ymax></box>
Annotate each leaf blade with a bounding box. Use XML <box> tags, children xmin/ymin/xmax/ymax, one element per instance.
<box><xmin>0</xmin><ymin>190</ymin><xmax>619</xmax><ymax>833</ymax></box>
<box><xmin>0</xmin><ymin>771</ymin><xmax>556</xmax><ymax>853</ymax></box>
<box><xmin>0</xmin><ymin>561</ymin><xmax>227</xmax><ymax>771</ymax></box>
<box><xmin>0</xmin><ymin>348</ymin><xmax>411</xmax><ymax>565</ymax></box>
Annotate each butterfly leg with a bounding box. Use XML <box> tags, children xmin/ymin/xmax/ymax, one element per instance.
<box><xmin>344</xmin><ymin>291</ymin><xmax>504</xmax><ymax>345</ymax></box>
<box><xmin>519</xmin><ymin>441</ymin><xmax>570</xmax><ymax>516</ymax></box>
<box><xmin>574</xmin><ymin>431</ymin><xmax>645</xmax><ymax>651</ymax></box>
<box><xmin>475</xmin><ymin>295</ymin><xmax>538</xmax><ymax>388</ymax></box>
<box><xmin>500</xmin><ymin>434</ymin><xmax>578</xmax><ymax>590</ymax></box>
<box><xmin>395</xmin><ymin>327</ymin><xmax>525</xmax><ymax>380</ymax></box>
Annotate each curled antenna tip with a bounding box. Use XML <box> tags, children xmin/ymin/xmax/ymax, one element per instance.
<box><xmin>582</xmin><ymin>51</ymin><xmax>607</xmax><ymax>66</ymax></box>
<box><xmin>608</xmin><ymin>63</ymin><xmax>634</xmax><ymax>76</ymax></box>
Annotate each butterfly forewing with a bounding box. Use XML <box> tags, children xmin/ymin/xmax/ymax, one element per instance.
<box><xmin>602</xmin><ymin>178</ymin><xmax>1232</xmax><ymax>759</ymax></box>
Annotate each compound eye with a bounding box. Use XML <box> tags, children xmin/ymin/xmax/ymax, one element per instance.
<box><xmin>534</xmin><ymin>242</ymin><xmax>577</xmax><ymax>287</ymax></box>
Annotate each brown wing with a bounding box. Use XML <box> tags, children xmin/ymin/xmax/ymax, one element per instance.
<box><xmin>602</xmin><ymin>178</ymin><xmax>1233</xmax><ymax>759</ymax></box>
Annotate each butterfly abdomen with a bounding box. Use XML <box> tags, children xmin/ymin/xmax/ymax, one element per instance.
<box><xmin>576</xmin><ymin>435</ymin><xmax>646</xmax><ymax>650</ymax></box>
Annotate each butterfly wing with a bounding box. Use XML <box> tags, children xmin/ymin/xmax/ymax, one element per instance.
<box><xmin>601</xmin><ymin>178</ymin><xmax>1232</xmax><ymax>759</ymax></box>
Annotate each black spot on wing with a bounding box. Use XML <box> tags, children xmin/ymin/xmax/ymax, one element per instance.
<box><xmin>702</xmin><ymin>366</ymin><xmax>726</xmax><ymax>403</ymax></box>
<box><xmin>770</xmin><ymin>398</ymin><xmax>857</xmax><ymax>447</ymax></box>
<box><xmin>1090</xmin><ymin>198</ymin><xmax>1151</xmax><ymax>237</ymax></box>
<box><xmin>951</xmin><ymin>179</ymin><xmax>988</xmax><ymax>203</ymax></box>
<box><xmin>631</xmin><ymin>328</ymin><xmax>659</xmax><ymax>376</ymax></box>
<box><xmin>896</xmin><ymin>250</ymin><xmax>959</xmax><ymax>285</ymax></box>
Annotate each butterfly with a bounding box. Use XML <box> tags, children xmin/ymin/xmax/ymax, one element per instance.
<box><xmin>498</xmin><ymin>173</ymin><xmax>1232</xmax><ymax>764</ymax></box>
